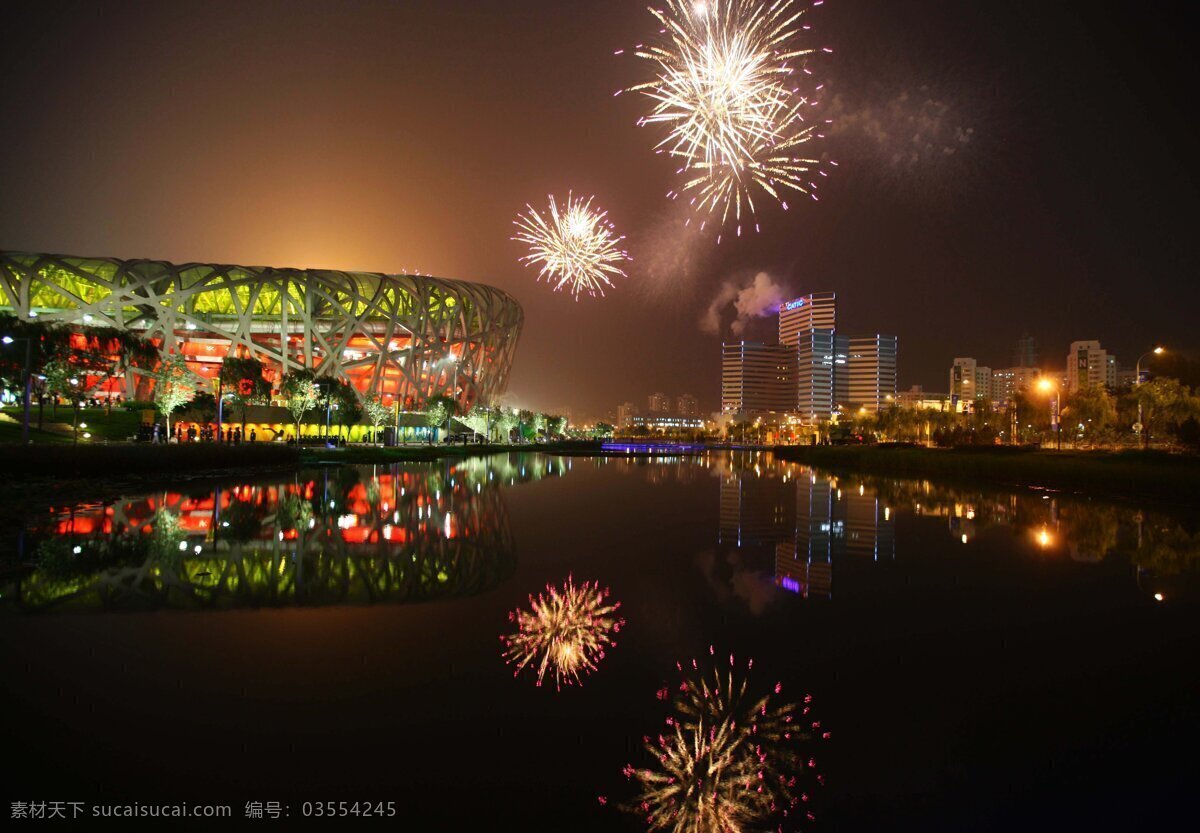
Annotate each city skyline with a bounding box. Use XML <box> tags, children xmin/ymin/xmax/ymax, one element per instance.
<box><xmin>1</xmin><ymin>0</ymin><xmax>1196</xmax><ymax>416</ymax></box>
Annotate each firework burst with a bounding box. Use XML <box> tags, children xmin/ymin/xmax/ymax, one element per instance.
<box><xmin>501</xmin><ymin>575</ymin><xmax>624</xmax><ymax>690</ymax></box>
<box><xmin>512</xmin><ymin>193</ymin><xmax>630</xmax><ymax>299</ymax></box>
<box><xmin>621</xmin><ymin>647</ymin><xmax>829</xmax><ymax>832</ymax></box>
<box><xmin>621</xmin><ymin>0</ymin><xmax>832</xmax><ymax>234</ymax></box>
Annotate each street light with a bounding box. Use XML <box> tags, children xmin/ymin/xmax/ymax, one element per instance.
<box><xmin>439</xmin><ymin>354</ymin><xmax>461</xmax><ymax>441</ymax></box>
<box><xmin>1</xmin><ymin>334</ymin><xmax>33</xmax><ymax>443</ymax></box>
<box><xmin>1134</xmin><ymin>346</ymin><xmax>1164</xmax><ymax>448</ymax></box>
<box><xmin>1036</xmin><ymin>377</ymin><xmax>1061</xmax><ymax>450</ymax></box>
<box><xmin>216</xmin><ymin>390</ymin><xmax>233</xmax><ymax>442</ymax></box>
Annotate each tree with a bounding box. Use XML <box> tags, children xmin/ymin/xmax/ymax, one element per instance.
<box><xmin>423</xmin><ymin>394</ymin><xmax>457</xmax><ymax>442</ymax></box>
<box><xmin>461</xmin><ymin>404</ymin><xmax>492</xmax><ymax>440</ymax></box>
<box><xmin>363</xmin><ymin>394</ymin><xmax>391</xmax><ymax>444</ymax></box>
<box><xmin>333</xmin><ymin>381</ymin><xmax>363</xmax><ymax>440</ymax></box>
<box><xmin>181</xmin><ymin>392</ymin><xmax>217</xmax><ymax>434</ymax></box>
<box><xmin>1013</xmin><ymin>390</ymin><xmax>1052</xmax><ymax>445</ymax></box>
<box><xmin>219</xmin><ymin>356</ymin><xmax>270</xmax><ymax>433</ymax></box>
<box><xmin>1062</xmin><ymin>384</ymin><xmax>1117</xmax><ymax>448</ymax></box>
<box><xmin>546</xmin><ymin>414</ymin><xmax>567</xmax><ymax>438</ymax></box>
<box><xmin>593</xmin><ymin>422</ymin><xmax>614</xmax><ymax>438</ymax></box>
<box><xmin>40</xmin><ymin>357</ymin><xmax>75</xmax><ymax>419</ymax></box>
<box><xmin>73</xmin><ymin>327</ymin><xmax>156</xmax><ymax>413</ymax></box>
<box><xmin>494</xmin><ymin>408</ymin><xmax>518</xmax><ymax>443</ymax></box>
<box><xmin>1133</xmin><ymin>377</ymin><xmax>1197</xmax><ymax>449</ymax></box>
<box><xmin>1176</xmin><ymin>416</ymin><xmax>1200</xmax><ymax>453</ymax></box>
<box><xmin>280</xmin><ymin>368</ymin><xmax>321</xmax><ymax>442</ymax></box>
<box><xmin>154</xmin><ymin>353</ymin><xmax>199</xmax><ymax>438</ymax></box>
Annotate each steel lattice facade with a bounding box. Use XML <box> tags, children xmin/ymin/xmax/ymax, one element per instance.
<box><xmin>0</xmin><ymin>251</ymin><xmax>523</xmax><ymax>409</ymax></box>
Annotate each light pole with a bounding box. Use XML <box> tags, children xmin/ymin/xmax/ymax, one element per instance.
<box><xmin>69</xmin><ymin>377</ymin><xmax>81</xmax><ymax>444</ymax></box>
<box><xmin>1036</xmin><ymin>377</ymin><xmax>1060</xmax><ymax>450</ymax></box>
<box><xmin>440</xmin><ymin>354</ymin><xmax>461</xmax><ymax>441</ymax></box>
<box><xmin>215</xmin><ymin>387</ymin><xmax>235</xmax><ymax>443</ymax></box>
<box><xmin>1</xmin><ymin>334</ymin><xmax>33</xmax><ymax>444</ymax></box>
<box><xmin>1134</xmin><ymin>346</ymin><xmax>1164</xmax><ymax>449</ymax></box>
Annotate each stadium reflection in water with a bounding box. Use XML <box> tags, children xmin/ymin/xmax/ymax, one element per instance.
<box><xmin>6</xmin><ymin>450</ymin><xmax>1196</xmax><ymax>614</ymax></box>
<box><xmin>6</xmin><ymin>455</ymin><xmax>569</xmax><ymax>612</ymax></box>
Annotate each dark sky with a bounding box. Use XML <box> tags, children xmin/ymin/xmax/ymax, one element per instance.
<box><xmin>2</xmin><ymin>0</ymin><xmax>1197</xmax><ymax>417</ymax></box>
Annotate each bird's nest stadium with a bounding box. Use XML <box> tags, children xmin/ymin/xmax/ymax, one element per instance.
<box><xmin>0</xmin><ymin>251</ymin><xmax>523</xmax><ymax>410</ymax></box>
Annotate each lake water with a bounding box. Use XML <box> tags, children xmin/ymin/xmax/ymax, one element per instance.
<box><xmin>2</xmin><ymin>451</ymin><xmax>1197</xmax><ymax>831</ymax></box>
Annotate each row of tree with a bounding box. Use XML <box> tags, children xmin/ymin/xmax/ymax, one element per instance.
<box><xmin>847</xmin><ymin>378</ymin><xmax>1200</xmax><ymax>450</ymax></box>
<box><xmin>157</xmin><ymin>353</ymin><xmax>580</xmax><ymax>445</ymax></box>
<box><xmin>0</xmin><ymin>312</ymin><xmax>157</xmax><ymax>430</ymax></box>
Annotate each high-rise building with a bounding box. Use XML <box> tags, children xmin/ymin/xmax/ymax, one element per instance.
<box><xmin>721</xmin><ymin>342</ymin><xmax>797</xmax><ymax>414</ymax></box>
<box><xmin>648</xmin><ymin>392</ymin><xmax>671</xmax><ymax>414</ymax></box>
<box><xmin>949</xmin><ymin>358</ymin><xmax>992</xmax><ymax>410</ymax></box>
<box><xmin>990</xmin><ymin>367</ymin><xmax>1041</xmax><ymax>405</ymax></box>
<box><xmin>1066</xmin><ymin>340</ymin><xmax>1116</xmax><ymax>392</ymax></box>
<box><xmin>779</xmin><ymin>292</ymin><xmax>837</xmax><ymax>347</ymax></box>
<box><xmin>837</xmin><ymin>335</ymin><xmax>898</xmax><ymax>414</ymax></box>
<box><xmin>676</xmin><ymin>393</ymin><xmax>699</xmax><ymax>417</ymax></box>
<box><xmin>617</xmin><ymin>402</ymin><xmax>638</xmax><ymax>427</ymax></box>
<box><xmin>1014</xmin><ymin>334</ymin><xmax>1038</xmax><ymax>368</ymax></box>
<box><xmin>795</xmin><ymin>328</ymin><xmax>840</xmax><ymax>423</ymax></box>
<box><xmin>780</xmin><ymin>293</ymin><xmax>839</xmax><ymax>425</ymax></box>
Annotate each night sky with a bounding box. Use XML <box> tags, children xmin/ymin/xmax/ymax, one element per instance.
<box><xmin>2</xmin><ymin>0</ymin><xmax>1196</xmax><ymax>417</ymax></box>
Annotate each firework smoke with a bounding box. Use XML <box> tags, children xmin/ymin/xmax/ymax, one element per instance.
<box><xmin>700</xmin><ymin>271</ymin><xmax>790</xmax><ymax>336</ymax></box>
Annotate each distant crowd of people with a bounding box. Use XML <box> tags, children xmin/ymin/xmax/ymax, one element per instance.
<box><xmin>146</xmin><ymin>423</ymin><xmax>259</xmax><ymax>444</ymax></box>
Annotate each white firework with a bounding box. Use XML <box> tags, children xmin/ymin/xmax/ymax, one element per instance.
<box><xmin>513</xmin><ymin>193</ymin><xmax>630</xmax><ymax>299</ymax></box>
<box><xmin>622</xmin><ymin>0</ymin><xmax>832</xmax><ymax>234</ymax></box>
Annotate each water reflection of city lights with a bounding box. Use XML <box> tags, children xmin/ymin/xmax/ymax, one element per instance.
<box><xmin>502</xmin><ymin>576</ymin><xmax>623</xmax><ymax>691</ymax></box>
<box><xmin>12</xmin><ymin>458</ymin><xmax>576</xmax><ymax>612</ymax></box>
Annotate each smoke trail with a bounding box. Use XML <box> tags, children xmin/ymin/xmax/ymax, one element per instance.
<box><xmin>700</xmin><ymin>271</ymin><xmax>790</xmax><ymax>336</ymax></box>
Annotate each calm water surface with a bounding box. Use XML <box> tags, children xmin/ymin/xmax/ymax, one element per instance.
<box><xmin>2</xmin><ymin>451</ymin><xmax>1197</xmax><ymax>831</ymax></box>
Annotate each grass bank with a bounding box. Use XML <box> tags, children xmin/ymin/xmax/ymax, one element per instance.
<box><xmin>772</xmin><ymin>445</ymin><xmax>1200</xmax><ymax>504</ymax></box>
<box><xmin>0</xmin><ymin>441</ymin><xmax>301</xmax><ymax>480</ymax></box>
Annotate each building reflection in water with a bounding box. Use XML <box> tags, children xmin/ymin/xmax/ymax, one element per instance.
<box><xmin>713</xmin><ymin>451</ymin><xmax>1198</xmax><ymax>604</ymax></box>
<box><xmin>5</xmin><ymin>454</ymin><xmax>567</xmax><ymax>613</ymax></box>
<box><xmin>717</xmin><ymin>451</ymin><xmax>896</xmax><ymax>601</ymax></box>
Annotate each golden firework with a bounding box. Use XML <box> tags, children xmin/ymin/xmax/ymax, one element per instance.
<box><xmin>622</xmin><ymin>650</ymin><xmax>828</xmax><ymax>831</ymax></box>
<box><xmin>513</xmin><ymin>193</ymin><xmax>630</xmax><ymax>299</ymax></box>
<box><xmin>622</xmin><ymin>0</ymin><xmax>831</xmax><ymax>233</ymax></box>
<box><xmin>501</xmin><ymin>575</ymin><xmax>624</xmax><ymax>689</ymax></box>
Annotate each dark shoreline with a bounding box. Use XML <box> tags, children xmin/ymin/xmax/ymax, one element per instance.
<box><xmin>772</xmin><ymin>444</ymin><xmax>1200</xmax><ymax>506</ymax></box>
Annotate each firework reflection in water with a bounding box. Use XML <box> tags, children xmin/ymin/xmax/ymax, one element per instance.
<box><xmin>620</xmin><ymin>647</ymin><xmax>829</xmax><ymax>832</ymax></box>
<box><xmin>501</xmin><ymin>575</ymin><xmax>624</xmax><ymax>690</ymax></box>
